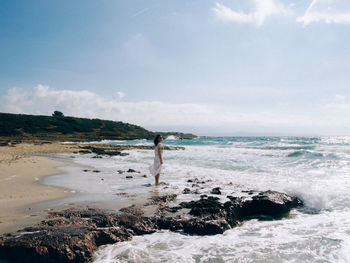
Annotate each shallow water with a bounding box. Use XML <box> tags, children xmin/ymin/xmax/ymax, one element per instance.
<box><xmin>47</xmin><ymin>137</ymin><xmax>350</xmax><ymax>262</ymax></box>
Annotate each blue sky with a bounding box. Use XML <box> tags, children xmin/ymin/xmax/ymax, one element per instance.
<box><xmin>1</xmin><ymin>0</ymin><xmax>350</xmax><ymax>135</ymax></box>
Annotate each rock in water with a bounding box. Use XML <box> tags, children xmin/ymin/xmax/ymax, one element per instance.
<box><xmin>182</xmin><ymin>188</ymin><xmax>191</xmax><ymax>194</ymax></box>
<box><xmin>240</xmin><ymin>190</ymin><xmax>303</xmax><ymax>219</ymax></box>
<box><xmin>211</xmin><ymin>187</ymin><xmax>222</xmax><ymax>195</ymax></box>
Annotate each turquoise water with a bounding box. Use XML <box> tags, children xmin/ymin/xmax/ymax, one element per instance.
<box><xmin>61</xmin><ymin>136</ymin><xmax>350</xmax><ymax>262</ymax></box>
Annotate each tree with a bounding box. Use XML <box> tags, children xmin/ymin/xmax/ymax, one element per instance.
<box><xmin>52</xmin><ymin>111</ymin><xmax>64</xmax><ymax>118</ymax></box>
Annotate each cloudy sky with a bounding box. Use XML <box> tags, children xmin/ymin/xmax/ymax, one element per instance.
<box><xmin>1</xmin><ymin>0</ymin><xmax>350</xmax><ymax>136</ymax></box>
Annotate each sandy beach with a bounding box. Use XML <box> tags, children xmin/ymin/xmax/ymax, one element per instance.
<box><xmin>0</xmin><ymin>143</ymin><xmax>79</xmax><ymax>234</ymax></box>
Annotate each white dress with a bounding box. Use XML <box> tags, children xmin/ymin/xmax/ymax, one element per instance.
<box><xmin>149</xmin><ymin>143</ymin><xmax>163</xmax><ymax>176</ymax></box>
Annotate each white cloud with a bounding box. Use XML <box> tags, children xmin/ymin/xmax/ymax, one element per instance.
<box><xmin>213</xmin><ymin>0</ymin><xmax>289</xmax><ymax>26</ymax></box>
<box><xmin>2</xmin><ymin>85</ymin><xmax>350</xmax><ymax>135</ymax></box>
<box><xmin>297</xmin><ymin>0</ymin><xmax>350</xmax><ymax>26</ymax></box>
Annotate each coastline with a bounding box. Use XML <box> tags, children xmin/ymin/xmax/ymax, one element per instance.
<box><xmin>1</xmin><ymin>138</ymin><xmax>329</xmax><ymax>262</ymax></box>
<box><xmin>0</xmin><ymin>143</ymin><xmax>81</xmax><ymax>234</ymax></box>
<box><xmin>0</xmin><ymin>155</ymin><xmax>71</xmax><ymax>234</ymax></box>
<box><xmin>0</xmin><ymin>142</ymin><xmax>164</xmax><ymax>235</ymax></box>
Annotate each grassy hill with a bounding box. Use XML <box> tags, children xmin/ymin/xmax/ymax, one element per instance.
<box><xmin>0</xmin><ymin>112</ymin><xmax>196</xmax><ymax>142</ymax></box>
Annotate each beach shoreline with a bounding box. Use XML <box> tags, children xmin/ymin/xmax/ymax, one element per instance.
<box><xmin>0</xmin><ymin>143</ymin><xmax>79</xmax><ymax>234</ymax></box>
<box><xmin>0</xmin><ymin>142</ymin><xmax>162</xmax><ymax>234</ymax></box>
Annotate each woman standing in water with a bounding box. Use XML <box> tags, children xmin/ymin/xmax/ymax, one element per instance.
<box><xmin>150</xmin><ymin>135</ymin><xmax>163</xmax><ymax>185</ymax></box>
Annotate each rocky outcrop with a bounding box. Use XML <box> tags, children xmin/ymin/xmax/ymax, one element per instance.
<box><xmin>79</xmin><ymin>145</ymin><xmax>185</xmax><ymax>157</ymax></box>
<box><xmin>79</xmin><ymin>146</ymin><xmax>129</xmax><ymax>157</ymax></box>
<box><xmin>0</xmin><ymin>190</ymin><xmax>302</xmax><ymax>263</ymax></box>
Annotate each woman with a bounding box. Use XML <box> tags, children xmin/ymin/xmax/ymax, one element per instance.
<box><xmin>149</xmin><ymin>135</ymin><xmax>163</xmax><ymax>185</ymax></box>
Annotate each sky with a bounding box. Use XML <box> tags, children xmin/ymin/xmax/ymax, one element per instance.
<box><xmin>1</xmin><ymin>0</ymin><xmax>350</xmax><ymax>136</ymax></box>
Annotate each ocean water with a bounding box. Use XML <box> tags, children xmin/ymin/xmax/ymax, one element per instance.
<box><xmin>50</xmin><ymin>137</ymin><xmax>350</xmax><ymax>262</ymax></box>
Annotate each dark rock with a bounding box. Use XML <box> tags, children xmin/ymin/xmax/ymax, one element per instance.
<box><xmin>83</xmin><ymin>169</ymin><xmax>89</xmax><ymax>172</ymax></box>
<box><xmin>211</xmin><ymin>187</ymin><xmax>222</xmax><ymax>195</ymax></box>
<box><xmin>182</xmin><ymin>188</ymin><xmax>191</xmax><ymax>194</ymax></box>
<box><xmin>187</xmin><ymin>179</ymin><xmax>193</xmax><ymax>183</ymax></box>
<box><xmin>92</xmin><ymin>155</ymin><xmax>102</xmax><ymax>159</ymax></box>
<box><xmin>142</xmin><ymin>174</ymin><xmax>147</xmax><ymax>178</ymax></box>
<box><xmin>117</xmin><ymin>170</ymin><xmax>124</xmax><ymax>174</ymax></box>
<box><xmin>126</xmin><ymin>176</ymin><xmax>133</xmax><ymax>179</ymax></box>
<box><xmin>127</xmin><ymin>169</ymin><xmax>140</xmax><ymax>173</ymax></box>
<box><xmin>92</xmin><ymin>170</ymin><xmax>100</xmax><ymax>173</ymax></box>
<box><xmin>180</xmin><ymin>196</ymin><xmax>223</xmax><ymax>217</ymax></box>
<box><xmin>183</xmin><ymin>218</ymin><xmax>230</xmax><ymax>235</ymax></box>
<box><xmin>155</xmin><ymin>216</ymin><xmax>184</xmax><ymax>231</ymax></box>
<box><xmin>80</xmin><ymin>146</ymin><xmax>129</xmax><ymax>157</ymax></box>
<box><xmin>240</xmin><ymin>190</ymin><xmax>303</xmax><ymax>219</ymax></box>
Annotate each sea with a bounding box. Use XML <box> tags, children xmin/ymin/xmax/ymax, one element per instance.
<box><xmin>47</xmin><ymin>136</ymin><xmax>350</xmax><ymax>262</ymax></box>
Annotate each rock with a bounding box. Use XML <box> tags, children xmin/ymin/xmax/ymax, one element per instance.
<box><xmin>126</xmin><ymin>176</ymin><xmax>133</xmax><ymax>179</ymax></box>
<box><xmin>187</xmin><ymin>179</ymin><xmax>193</xmax><ymax>183</ymax></box>
<box><xmin>180</xmin><ymin>196</ymin><xmax>223</xmax><ymax>217</ymax></box>
<box><xmin>211</xmin><ymin>187</ymin><xmax>222</xmax><ymax>195</ymax></box>
<box><xmin>183</xmin><ymin>218</ymin><xmax>230</xmax><ymax>235</ymax></box>
<box><xmin>182</xmin><ymin>188</ymin><xmax>191</xmax><ymax>194</ymax></box>
<box><xmin>83</xmin><ymin>169</ymin><xmax>89</xmax><ymax>172</ymax></box>
<box><xmin>92</xmin><ymin>155</ymin><xmax>102</xmax><ymax>159</ymax></box>
<box><xmin>117</xmin><ymin>170</ymin><xmax>124</xmax><ymax>174</ymax></box>
<box><xmin>142</xmin><ymin>174</ymin><xmax>147</xmax><ymax>178</ymax></box>
<box><xmin>92</xmin><ymin>170</ymin><xmax>100</xmax><ymax>173</ymax></box>
<box><xmin>80</xmin><ymin>146</ymin><xmax>129</xmax><ymax>157</ymax></box>
<box><xmin>156</xmin><ymin>216</ymin><xmax>184</xmax><ymax>231</ymax></box>
<box><xmin>240</xmin><ymin>190</ymin><xmax>303</xmax><ymax>219</ymax></box>
<box><xmin>127</xmin><ymin>169</ymin><xmax>139</xmax><ymax>173</ymax></box>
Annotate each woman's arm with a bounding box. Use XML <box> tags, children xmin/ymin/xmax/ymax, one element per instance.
<box><xmin>158</xmin><ymin>145</ymin><xmax>163</xmax><ymax>164</ymax></box>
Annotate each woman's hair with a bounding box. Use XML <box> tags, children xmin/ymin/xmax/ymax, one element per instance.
<box><xmin>154</xmin><ymin>134</ymin><xmax>162</xmax><ymax>146</ymax></box>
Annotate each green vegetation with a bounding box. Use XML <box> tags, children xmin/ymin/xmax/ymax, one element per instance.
<box><xmin>0</xmin><ymin>112</ymin><xmax>196</xmax><ymax>142</ymax></box>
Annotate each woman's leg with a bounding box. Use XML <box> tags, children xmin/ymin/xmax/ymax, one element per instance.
<box><xmin>155</xmin><ymin>173</ymin><xmax>160</xmax><ymax>185</ymax></box>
